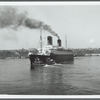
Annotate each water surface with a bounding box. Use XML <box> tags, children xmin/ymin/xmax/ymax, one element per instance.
<box><xmin>0</xmin><ymin>57</ymin><xmax>100</xmax><ymax>94</ymax></box>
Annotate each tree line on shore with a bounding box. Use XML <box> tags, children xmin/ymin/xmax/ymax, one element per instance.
<box><xmin>72</xmin><ymin>48</ymin><xmax>100</xmax><ymax>56</ymax></box>
<box><xmin>0</xmin><ymin>48</ymin><xmax>100</xmax><ymax>59</ymax></box>
<box><xmin>0</xmin><ymin>49</ymin><xmax>28</xmax><ymax>59</ymax></box>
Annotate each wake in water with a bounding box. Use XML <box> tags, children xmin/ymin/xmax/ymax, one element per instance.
<box><xmin>44</xmin><ymin>63</ymin><xmax>62</xmax><ymax>68</ymax></box>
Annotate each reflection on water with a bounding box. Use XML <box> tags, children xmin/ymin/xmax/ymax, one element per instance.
<box><xmin>0</xmin><ymin>57</ymin><xmax>100</xmax><ymax>94</ymax></box>
<box><xmin>29</xmin><ymin>65</ymin><xmax>64</xmax><ymax>94</ymax></box>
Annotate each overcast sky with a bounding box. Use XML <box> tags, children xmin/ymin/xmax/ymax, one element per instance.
<box><xmin>0</xmin><ymin>4</ymin><xmax>100</xmax><ymax>50</ymax></box>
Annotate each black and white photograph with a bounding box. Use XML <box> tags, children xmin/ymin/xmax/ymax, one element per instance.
<box><xmin>0</xmin><ymin>2</ymin><xmax>100</xmax><ymax>96</ymax></box>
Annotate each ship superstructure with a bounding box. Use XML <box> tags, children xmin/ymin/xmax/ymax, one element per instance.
<box><xmin>29</xmin><ymin>34</ymin><xmax>74</xmax><ymax>69</ymax></box>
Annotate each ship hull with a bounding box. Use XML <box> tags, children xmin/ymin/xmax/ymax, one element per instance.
<box><xmin>29</xmin><ymin>51</ymin><xmax>74</xmax><ymax>69</ymax></box>
<box><xmin>50</xmin><ymin>53</ymin><xmax>74</xmax><ymax>63</ymax></box>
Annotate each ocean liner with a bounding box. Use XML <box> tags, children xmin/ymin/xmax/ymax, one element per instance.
<box><xmin>28</xmin><ymin>31</ymin><xmax>74</xmax><ymax>69</ymax></box>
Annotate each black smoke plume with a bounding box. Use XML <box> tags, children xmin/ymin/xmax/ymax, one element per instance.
<box><xmin>0</xmin><ymin>6</ymin><xmax>59</xmax><ymax>38</ymax></box>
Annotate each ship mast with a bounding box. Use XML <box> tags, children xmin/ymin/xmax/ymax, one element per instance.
<box><xmin>40</xmin><ymin>28</ymin><xmax>42</xmax><ymax>53</ymax></box>
<box><xmin>65</xmin><ymin>34</ymin><xmax>67</xmax><ymax>49</ymax></box>
<box><xmin>40</xmin><ymin>22</ymin><xmax>43</xmax><ymax>53</ymax></box>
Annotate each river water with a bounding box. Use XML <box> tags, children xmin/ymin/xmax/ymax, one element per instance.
<box><xmin>0</xmin><ymin>56</ymin><xmax>100</xmax><ymax>95</ymax></box>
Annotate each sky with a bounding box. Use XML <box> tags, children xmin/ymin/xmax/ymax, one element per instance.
<box><xmin>0</xmin><ymin>4</ymin><xmax>100</xmax><ymax>50</ymax></box>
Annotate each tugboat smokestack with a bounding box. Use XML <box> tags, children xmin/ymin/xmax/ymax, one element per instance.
<box><xmin>57</xmin><ymin>39</ymin><xmax>61</xmax><ymax>47</ymax></box>
<box><xmin>47</xmin><ymin>36</ymin><xmax>53</xmax><ymax>45</ymax></box>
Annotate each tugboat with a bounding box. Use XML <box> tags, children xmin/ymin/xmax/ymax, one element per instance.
<box><xmin>28</xmin><ymin>30</ymin><xmax>74</xmax><ymax>69</ymax></box>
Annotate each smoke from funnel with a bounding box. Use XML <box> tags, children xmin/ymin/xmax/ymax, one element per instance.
<box><xmin>43</xmin><ymin>24</ymin><xmax>59</xmax><ymax>38</ymax></box>
<box><xmin>0</xmin><ymin>6</ymin><xmax>27</xmax><ymax>30</ymax></box>
<box><xmin>24</xmin><ymin>18</ymin><xmax>43</xmax><ymax>29</ymax></box>
<box><xmin>0</xmin><ymin>6</ymin><xmax>59</xmax><ymax>38</ymax></box>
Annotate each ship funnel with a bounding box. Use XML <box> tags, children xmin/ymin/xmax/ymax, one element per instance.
<box><xmin>47</xmin><ymin>36</ymin><xmax>53</xmax><ymax>45</ymax></box>
<box><xmin>57</xmin><ymin>39</ymin><xmax>61</xmax><ymax>46</ymax></box>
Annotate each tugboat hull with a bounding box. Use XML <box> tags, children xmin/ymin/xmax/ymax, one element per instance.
<box><xmin>29</xmin><ymin>55</ymin><xmax>50</xmax><ymax>69</ymax></box>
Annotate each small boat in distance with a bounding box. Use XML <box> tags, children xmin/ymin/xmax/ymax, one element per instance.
<box><xmin>28</xmin><ymin>30</ymin><xmax>74</xmax><ymax>69</ymax></box>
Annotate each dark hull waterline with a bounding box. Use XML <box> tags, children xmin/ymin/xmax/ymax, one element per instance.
<box><xmin>29</xmin><ymin>52</ymin><xmax>74</xmax><ymax>69</ymax></box>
